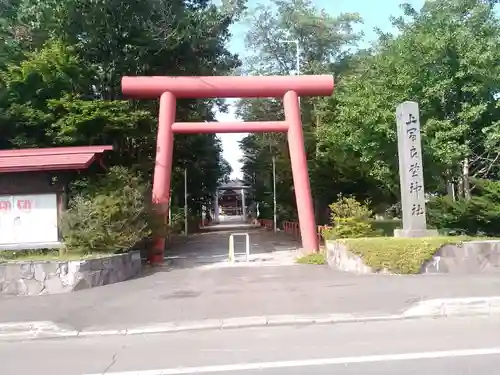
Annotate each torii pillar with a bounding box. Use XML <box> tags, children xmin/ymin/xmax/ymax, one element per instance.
<box><xmin>122</xmin><ymin>75</ymin><xmax>334</xmax><ymax>264</ymax></box>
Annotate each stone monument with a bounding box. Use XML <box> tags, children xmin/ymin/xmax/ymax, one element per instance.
<box><xmin>394</xmin><ymin>101</ymin><xmax>438</xmax><ymax>238</ymax></box>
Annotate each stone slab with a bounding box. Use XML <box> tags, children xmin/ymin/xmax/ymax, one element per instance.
<box><xmin>396</xmin><ymin>101</ymin><xmax>430</xmax><ymax>232</ymax></box>
<box><xmin>0</xmin><ymin>251</ymin><xmax>141</xmax><ymax>296</ymax></box>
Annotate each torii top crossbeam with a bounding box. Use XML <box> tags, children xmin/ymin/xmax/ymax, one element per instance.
<box><xmin>121</xmin><ymin>75</ymin><xmax>334</xmax><ymax>99</ymax></box>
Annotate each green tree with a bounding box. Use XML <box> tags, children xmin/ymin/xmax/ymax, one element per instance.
<box><xmin>319</xmin><ymin>0</ymin><xmax>500</xmax><ymax>207</ymax></box>
<box><xmin>237</xmin><ymin>0</ymin><xmax>363</xmax><ymax>223</ymax></box>
<box><xmin>0</xmin><ymin>0</ymin><xmax>241</xmax><ymax>220</ymax></box>
<box><xmin>0</xmin><ymin>41</ymin><xmax>94</xmax><ymax>148</ymax></box>
<box><xmin>0</xmin><ymin>0</ymin><xmax>26</xmax><ymax>69</ymax></box>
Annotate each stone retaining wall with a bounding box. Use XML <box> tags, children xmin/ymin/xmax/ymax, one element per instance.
<box><xmin>326</xmin><ymin>240</ymin><xmax>500</xmax><ymax>275</ymax></box>
<box><xmin>421</xmin><ymin>240</ymin><xmax>500</xmax><ymax>274</ymax></box>
<box><xmin>0</xmin><ymin>251</ymin><xmax>141</xmax><ymax>296</ymax></box>
<box><xmin>326</xmin><ymin>241</ymin><xmax>391</xmax><ymax>274</ymax></box>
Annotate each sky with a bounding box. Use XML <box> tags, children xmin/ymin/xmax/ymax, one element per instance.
<box><xmin>216</xmin><ymin>0</ymin><xmax>425</xmax><ymax>179</ymax></box>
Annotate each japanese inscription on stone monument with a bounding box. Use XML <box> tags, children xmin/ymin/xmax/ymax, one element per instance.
<box><xmin>396</xmin><ymin>101</ymin><xmax>428</xmax><ymax>232</ymax></box>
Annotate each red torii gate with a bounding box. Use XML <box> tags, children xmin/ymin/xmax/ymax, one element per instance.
<box><xmin>121</xmin><ymin>75</ymin><xmax>334</xmax><ymax>264</ymax></box>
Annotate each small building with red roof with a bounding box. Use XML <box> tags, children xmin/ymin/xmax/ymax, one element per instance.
<box><xmin>0</xmin><ymin>145</ymin><xmax>113</xmax><ymax>250</ymax></box>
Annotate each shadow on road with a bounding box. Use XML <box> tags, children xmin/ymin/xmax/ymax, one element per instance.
<box><xmin>158</xmin><ymin>224</ymin><xmax>301</xmax><ymax>270</ymax></box>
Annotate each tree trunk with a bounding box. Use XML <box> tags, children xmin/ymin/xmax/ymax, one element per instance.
<box><xmin>462</xmin><ymin>157</ymin><xmax>471</xmax><ymax>200</ymax></box>
<box><xmin>447</xmin><ymin>182</ymin><xmax>456</xmax><ymax>201</ymax></box>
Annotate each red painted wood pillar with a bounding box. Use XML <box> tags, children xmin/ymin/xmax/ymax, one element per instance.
<box><xmin>284</xmin><ymin>91</ymin><xmax>319</xmax><ymax>252</ymax></box>
<box><xmin>150</xmin><ymin>92</ymin><xmax>176</xmax><ymax>264</ymax></box>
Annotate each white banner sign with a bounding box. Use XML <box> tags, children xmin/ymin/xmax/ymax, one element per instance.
<box><xmin>0</xmin><ymin>193</ymin><xmax>59</xmax><ymax>247</ymax></box>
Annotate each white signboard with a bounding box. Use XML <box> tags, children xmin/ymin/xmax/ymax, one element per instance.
<box><xmin>0</xmin><ymin>196</ymin><xmax>14</xmax><ymax>244</ymax></box>
<box><xmin>0</xmin><ymin>193</ymin><xmax>59</xmax><ymax>247</ymax></box>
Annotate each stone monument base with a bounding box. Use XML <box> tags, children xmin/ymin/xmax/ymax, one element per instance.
<box><xmin>394</xmin><ymin>228</ymin><xmax>439</xmax><ymax>238</ymax></box>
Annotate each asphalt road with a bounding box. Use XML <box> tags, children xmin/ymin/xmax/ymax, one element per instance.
<box><xmin>1</xmin><ymin>316</ymin><xmax>500</xmax><ymax>375</ymax></box>
<box><xmin>2</xmin><ymin>265</ymin><xmax>500</xmax><ymax>332</ymax></box>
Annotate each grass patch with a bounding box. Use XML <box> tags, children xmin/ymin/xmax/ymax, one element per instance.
<box><xmin>296</xmin><ymin>251</ymin><xmax>327</xmax><ymax>265</ymax></box>
<box><xmin>338</xmin><ymin>236</ymin><xmax>484</xmax><ymax>274</ymax></box>
<box><xmin>0</xmin><ymin>249</ymin><xmax>112</xmax><ymax>262</ymax></box>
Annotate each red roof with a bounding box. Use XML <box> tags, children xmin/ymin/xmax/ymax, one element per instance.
<box><xmin>0</xmin><ymin>145</ymin><xmax>113</xmax><ymax>173</ymax></box>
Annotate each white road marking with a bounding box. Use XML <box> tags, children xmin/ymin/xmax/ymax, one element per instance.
<box><xmin>84</xmin><ymin>347</ymin><xmax>500</xmax><ymax>375</ymax></box>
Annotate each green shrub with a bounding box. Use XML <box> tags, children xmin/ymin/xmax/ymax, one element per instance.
<box><xmin>331</xmin><ymin>218</ymin><xmax>376</xmax><ymax>238</ymax></box>
<box><xmin>61</xmin><ymin>166</ymin><xmax>163</xmax><ymax>254</ymax></box>
<box><xmin>371</xmin><ymin>219</ymin><xmax>402</xmax><ymax>236</ymax></box>
<box><xmin>428</xmin><ymin>179</ymin><xmax>500</xmax><ymax>236</ymax></box>
<box><xmin>328</xmin><ymin>195</ymin><xmax>378</xmax><ymax>239</ymax></box>
<box><xmin>329</xmin><ymin>195</ymin><xmax>373</xmax><ymax>219</ymax></box>
<box><xmin>169</xmin><ymin>207</ymin><xmax>187</xmax><ymax>233</ymax></box>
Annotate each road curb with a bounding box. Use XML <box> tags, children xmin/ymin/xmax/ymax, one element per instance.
<box><xmin>402</xmin><ymin>296</ymin><xmax>500</xmax><ymax>318</ymax></box>
<box><xmin>1</xmin><ymin>296</ymin><xmax>500</xmax><ymax>341</ymax></box>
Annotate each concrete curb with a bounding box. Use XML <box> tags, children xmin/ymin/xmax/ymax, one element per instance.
<box><xmin>1</xmin><ymin>296</ymin><xmax>500</xmax><ymax>341</ymax></box>
<box><xmin>402</xmin><ymin>296</ymin><xmax>500</xmax><ymax>317</ymax></box>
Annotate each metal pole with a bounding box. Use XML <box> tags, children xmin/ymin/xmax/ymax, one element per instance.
<box><xmin>168</xmin><ymin>193</ymin><xmax>172</xmax><ymax>224</ymax></box>
<box><xmin>295</xmin><ymin>40</ymin><xmax>300</xmax><ymax>76</ymax></box>
<box><xmin>295</xmin><ymin>40</ymin><xmax>301</xmax><ymax>106</ymax></box>
<box><xmin>272</xmin><ymin>155</ymin><xmax>277</xmax><ymax>233</ymax></box>
<box><xmin>184</xmin><ymin>168</ymin><xmax>188</xmax><ymax>236</ymax></box>
<box><xmin>241</xmin><ymin>188</ymin><xmax>246</xmax><ymax>220</ymax></box>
